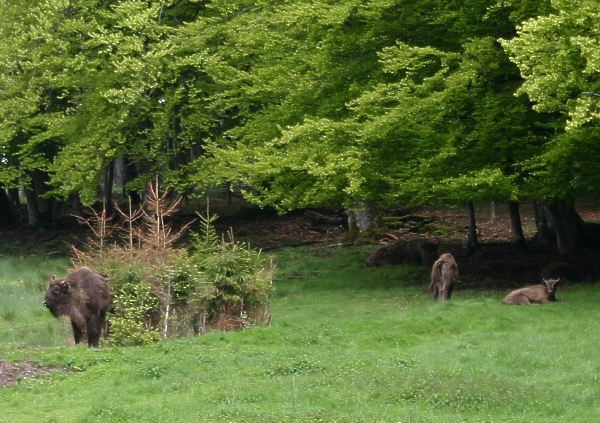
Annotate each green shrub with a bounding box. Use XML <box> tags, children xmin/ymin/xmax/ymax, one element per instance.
<box><xmin>73</xmin><ymin>181</ymin><xmax>274</xmax><ymax>346</ymax></box>
<box><xmin>188</xmin><ymin>213</ymin><xmax>275</xmax><ymax>331</ymax></box>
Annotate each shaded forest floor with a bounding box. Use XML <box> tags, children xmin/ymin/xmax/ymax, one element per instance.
<box><xmin>206</xmin><ymin>199</ymin><xmax>600</xmax><ymax>290</ymax></box>
<box><xmin>3</xmin><ymin>198</ymin><xmax>600</xmax><ymax>290</ymax></box>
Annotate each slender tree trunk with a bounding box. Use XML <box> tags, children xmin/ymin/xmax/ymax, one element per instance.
<box><xmin>32</xmin><ymin>169</ymin><xmax>53</xmax><ymax>226</ymax></box>
<box><xmin>0</xmin><ymin>188</ymin><xmax>13</xmax><ymax>228</ymax></box>
<box><xmin>104</xmin><ymin>160</ymin><xmax>115</xmax><ymax>216</ymax></box>
<box><xmin>533</xmin><ymin>200</ymin><xmax>553</xmax><ymax>244</ymax></box>
<box><xmin>490</xmin><ymin>201</ymin><xmax>497</xmax><ymax>224</ymax></box>
<box><xmin>68</xmin><ymin>192</ymin><xmax>84</xmax><ymax>222</ymax></box>
<box><xmin>123</xmin><ymin>157</ymin><xmax>141</xmax><ymax>204</ymax></box>
<box><xmin>7</xmin><ymin>187</ymin><xmax>20</xmax><ymax>211</ymax></box>
<box><xmin>466</xmin><ymin>200</ymin><xmax>480</xmax><ymax>252</ymax></box>
<box><xmin>226</xmin><ymin>181</ymin><xmax>233</xmax><ymax>206</ymax></box>
<box><xmin>24</xmin><ymin>188</ymin><xmax>39</xmax><ymax>228</ymax></box>
<box><xmin>508</xmin><ymin>201</ymin><xmax>528</xmax><ymax>253</ymax></box>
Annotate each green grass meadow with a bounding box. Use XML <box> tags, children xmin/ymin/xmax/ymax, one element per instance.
<box><xmin>0</xmin><ymin>245</ymin><xmax>599</xmax><ymax>422</ymax></box>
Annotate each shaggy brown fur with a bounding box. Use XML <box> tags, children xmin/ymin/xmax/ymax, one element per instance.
<box><xmin>364</xmin><ymin>240</ymin><xmax>439</xmax><ymax>267</ymax></box>
<box><xmin>501</xmin><ymin>278</ymin><xmax>560</xmax><ymax>305</ymax></box>
<box><xmin>43</xmin><ymin>267</ymin><xmax>110</xmax><ymax>347</ymax></box>
<box><xmin>429</xmin><ymin>253</ymin><xmax>458</xmax><ymax>302</ymax></box>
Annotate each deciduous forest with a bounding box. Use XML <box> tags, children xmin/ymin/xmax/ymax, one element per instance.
<box><xmin>1</xmin><ymin>0</ymin><xmax>600</xmax><ymax>255</ymax></box>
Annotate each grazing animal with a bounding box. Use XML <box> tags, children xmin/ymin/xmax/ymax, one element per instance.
<box><xmin>364</xmin><ymin>240</ymin><xmax>439</xmax><ymax>267</ymax></box>
<box><xmin>501</xmin><ymin>278</ymin><xmax>560</xmax><ymax>305</ymax></box>
<box><xmin>429</xmin><ymin>253</ymin><xmax>458</xmax><ymax>302</ymax></box>
<box><xmin>43</xmin><ymin>267</ymin><xmax>110</xmax><ymax>347</ymax></box>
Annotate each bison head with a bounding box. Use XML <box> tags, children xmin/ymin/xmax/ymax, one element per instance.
<box><xmin>542</xmin><ymin>278</ymin><xmax>560</xmax><ymax>301</ymax></box>
<box><xmin>43</xmin><ymin>277</ymin><xmax>71</xmax><ymax>317</ymax></box>
<box><xmin>542</xmin><ymin>278</ymin><xmax>560</xmax><ymax>294</ymax></box>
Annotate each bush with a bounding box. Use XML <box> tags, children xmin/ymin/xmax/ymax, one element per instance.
<box><xmin>72</xmin><ymin>181</ymin><xmax>274</xmax><ymax>346</ymax></box>
<box><xmin>189</xmin><ymin>214</ymin><xmax>274</xmax><ymax>331</ymax></box>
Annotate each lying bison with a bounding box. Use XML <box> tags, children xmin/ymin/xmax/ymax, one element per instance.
<box><xmin>429</xmin><ymin>253</ymin><xmax>458</xmax><ymax>302</ymax></box>
<box><xmin>501</xmin><ymin>278</ymin><xmax>560</xmax><ymax>305</ymax></box>
<box><xmin>364</xmin><ymin>240</ymin><xmax>439</xmax><ymax>267</ymax></box>
<box><xmin>43</xmin><ymin>267</ymin><xmax>110</xmax><ymax>347</ymax></box>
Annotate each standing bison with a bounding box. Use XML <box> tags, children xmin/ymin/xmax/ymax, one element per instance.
<box><xmin>429</xmin><ymin>253</ymin><xmax>458</xmax><ymax>302</ymax></box>
<box><xmin>43</xmin><ymin>267</ymin><xmax>110</xmax><ymax>347</ymax></box>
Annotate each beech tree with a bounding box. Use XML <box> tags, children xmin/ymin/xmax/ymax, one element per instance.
<box><xmin>179</xmin><ymin>0</ymin><xmax>554</xmax><ymax>250</ymax></box>
<box><xmin>0</xmin><ymin>0</ymin><xmax>204</xmax><ymax>208</ymax></box>
<box><xmin>502</xmin><ymin>0</ymin><xmax>600</xmax><ymax>254</ymax></box>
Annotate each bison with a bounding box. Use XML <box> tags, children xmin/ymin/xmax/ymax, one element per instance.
<box><xmin>43</xmin><ymin>267</ymin><xmax>110</xmax><ymax>347</ymax></box>
<box><xmin>501</xmin><ymin>278</ymin><xmax>560</xmax><ymax>305</ymax></box>
<box><xmin>429</xmin><ymin>253</ymin><xmax>458</xmax><ymax>302</ymax></box>
<box><xmin>364</xmin><ymin>240</ymin><xmax>439</xmax><ymax>267</ymax></box>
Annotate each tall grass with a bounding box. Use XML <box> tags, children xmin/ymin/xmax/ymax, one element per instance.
<box><xmin>0</xmin><ymin>257</ymin><xmax>72</xmax><ymax>348</ymax></box>
<box><xmin>1</xmin><ymin>245</ymin><xmax>599</xmax><ymax>422</ymax></box>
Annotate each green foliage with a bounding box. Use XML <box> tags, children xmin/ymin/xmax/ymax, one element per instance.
<box><xmin>501</xmin><ymin>0</ymin><xmax>600</xmax><ymax>129</ymax></box>
<box><xmin>1</xmin><ymin>0</ymin><xmax>596</xmax><ymax>221</ymax></box>
<box><xmin>189</xmin><ymin>212</ymin><xmax>275</xmax><ymax>330</ymax></box>
<box><xmin>101</xmin><ymin>263</ymin><xmax>162</xmax><ymax>346</ymax></box>
<box><xmin>73</xmin><ymin>183</ymin><xmax>273</xmax><ymax>345</ymax></box>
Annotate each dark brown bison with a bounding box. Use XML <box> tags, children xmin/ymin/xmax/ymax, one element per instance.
<box><xmin>501</xmin><ymin>278</ymin><xmax>560</xmax><ymax>305</ymax></box>
<box><xmin>429</xmin><ymin>253</ymin><xmax>458</xmax><ymax>302</ymax></box>
<box><xmin>43</xmin><ymin>267</ymin><xmax>110</xmax><ymax>347</ymax></box>
<box><xmin>364</xmin><ymin>240</ymin><xmax>439</xmax><ymax>267</ymax></box>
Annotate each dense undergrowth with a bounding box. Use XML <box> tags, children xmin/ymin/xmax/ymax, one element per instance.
<box><xmin>72</xmin><ymin>183</ymin><xmax>274</xmax><ymax>345</ymax></box>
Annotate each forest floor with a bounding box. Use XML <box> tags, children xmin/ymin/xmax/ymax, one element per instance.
<box><xmin>2</xmin><ymin>198</ymin><xmax>600</xmax><ymax>388</ymax></box>
<box><xmin>3</xmin><ymin>198</ymin><xmax>600</xmax><ymax>289</ymax></box>
<box><xmin>209</xmin><ymin>198</ymin><xmax>600</xmax><ymax>290</ymax></box>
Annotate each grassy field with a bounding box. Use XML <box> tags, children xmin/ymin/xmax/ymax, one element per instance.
<box><xmin>0</xmin><ymin>244</ymin><xmax>599</xmax><ymax>422</ymax></box>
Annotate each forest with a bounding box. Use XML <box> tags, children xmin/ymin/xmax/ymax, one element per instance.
<box><xmin>1</xmin><ymin>0</ymin><xmax>600</xmax><ymax>256</ymax></box>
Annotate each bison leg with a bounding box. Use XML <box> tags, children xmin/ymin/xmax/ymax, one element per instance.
<box><xmin>440</xmin><ymin>289</ymin><xmax>448</xmax><ymax>302</ymax></box>
<box><xmin>508</xmin><ymin>293</ymin><xmax>532</xmax><ymax>305</ymax></box>
<box><xmin>441</xmin><ymin>284</ymin><xmax>454</xmax><ymax>302</ymax></box>
<box><xmin>70</xmin><ymin>320</ymin><xmax>85</xmax><ymax>345</ymax></box>
<box><xmin>86</xmin><ymin>317</ymin><xmax>101</xmax><ymax>348</ymax></box>
<box><xmin>431</xmin><ymin>285</ymin><xmax>439</xmax><ymax>301</ymax></box>
<box><xmin>69</xmin><ymin>309</ymin><xmax>86</xmax><ymax>345</ymax></box>
<box><xmin>503</xmin><ymin>292</ymin><xmax>531</xmax><ymax>305</ymax></box>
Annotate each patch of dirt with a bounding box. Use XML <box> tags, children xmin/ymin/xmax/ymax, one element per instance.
<box><xmin>0</xmin><ymin>360</ymin><xmax>59</xmax><ymax>389</ymax></box>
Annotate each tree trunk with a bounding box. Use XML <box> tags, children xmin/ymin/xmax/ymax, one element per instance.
<box><xmin>23</xmin><ymin>170</ymin><xmax>55</xmax><ymax>228</ymax></box>
<box><xmin>24</xmin><ymin>188</ymin><xmax>40</xmax><ymax>228</ymax></box>
<box><xmin>346</xmin><ymin>201</ymin><xmax>385</xmax><ymax>239</ymax></box>
<box><xmin>545</xmin><ymin>198</ymin><xmax>582</xmax><ymax>255</ymax></box>
<box><xmin>7</xmin><ymin>187</ymin><xmax>20</xmax><ymax>211</ymax></box>
<box><xmin>490</xmin><ymin>201</ymin><xmax>497</xmax><ymax>224</ymax></box>
<box><xmin>0</xmin><ymin>188</ymin><xmax>13</xmax><ymax>228</ymax></box>
<box><xmin>68</xmin><ymin>192</ymin><xmax>84</xmax><ymax>222</ymax></box>
<box><xmin>508</xmin><ymin>201</ymin><xmax>528</xmax><ymax>253</ymax></box>
<box><xmin>32</xmin><ymin>169</ymin><xmax>54</xmax><ymax>227</ymax></box>
<box><xmin>123</xmin><ymin>157</ymin><xmax>141</xmax><ymax>204</ymax></box>
<box><xmin>532</xmin><ymin>200</ymin><xmax>554</xmax><ymax>244</ymax></box>
<box><xmin>103</xmin><ymin>160</ymin><xmax>115</xmax><ymax>216</ymax></box>
<box><xmin>466</xmin><ymin>200</ymin><xmax>480</xmax><ymax>253</ymax></box>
